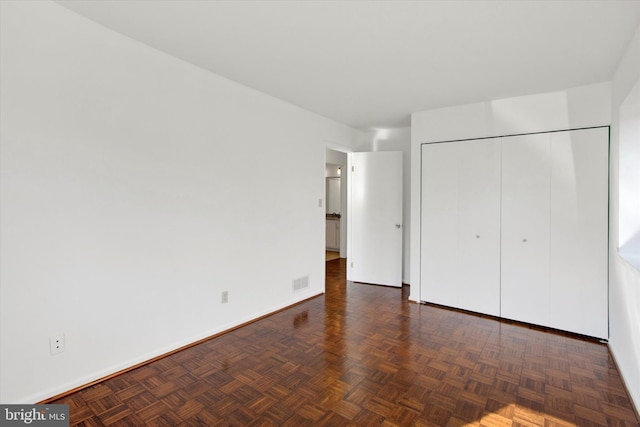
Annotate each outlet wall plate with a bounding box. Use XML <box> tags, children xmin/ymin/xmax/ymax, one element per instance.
<box><xmin>50</xmin><ymin>334</ymin><xmax>65</xmax><ymax>355</ymax></box>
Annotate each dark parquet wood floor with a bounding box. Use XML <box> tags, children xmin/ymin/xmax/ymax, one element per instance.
<box><xmin>53</xmin><ymin>258</ymin><xmax>639</xmax><ymax>426</ymax></box>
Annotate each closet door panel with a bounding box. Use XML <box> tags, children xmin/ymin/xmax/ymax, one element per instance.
<box><xmin>421</xmin><ymin>143</ymin><xmax>460</xmax><ymax>308</ymax></box>
<box><xmin>457</xmin><ymin>139</ymin><xmax>501</xmax><ymax>316</ymax></box>
<box><xmin>549</xmin><ymin>128</ymin><xmax>609</xmax><ymax>338</ymax></box>
<box><xmin>501</xmin><ymin>134</ymin><xmax>551</xmax><ymax>326</ymax></box>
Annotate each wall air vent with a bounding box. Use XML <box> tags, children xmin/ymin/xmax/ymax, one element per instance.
<box><xmin>293</xmin><ymin>276</ymin><xmax>309</xmax><ymax>292</ymax></box>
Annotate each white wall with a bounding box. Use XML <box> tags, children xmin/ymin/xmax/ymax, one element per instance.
<box><xmin>609</xmin><ymin>24</ymin><xmax>640</xmax><ymax>412</ymax></box>
<box><xmin>410</xmin><ymin>82</ymin><xmax>611</xmax><ymax>303</ymax></box>
<box><xmin>363</xmin><ymin>128</ymin><xmax>411</xmax><ymax>284</ymax></box>
<box><xmin>0</xmin><ymin>1</ymin><xmax>358</xmax><ymax>403</ymax></box>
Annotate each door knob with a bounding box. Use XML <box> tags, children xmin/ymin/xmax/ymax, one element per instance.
<box><xmin>395</xmin><ymin>224</ymin><xmax>402</xmax><ymax>228</ymax></box>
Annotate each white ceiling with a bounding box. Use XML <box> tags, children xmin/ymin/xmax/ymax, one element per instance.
<box><xmin>56</xmin><ymin>0</ymin><xmax>640</xmax><ymax>130</ymax></box>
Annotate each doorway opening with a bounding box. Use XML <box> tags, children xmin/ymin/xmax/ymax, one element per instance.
<box><xmin>325</xmin><ymin>149</ymin><xmax>348</xmax><ymax>262</ymax></box>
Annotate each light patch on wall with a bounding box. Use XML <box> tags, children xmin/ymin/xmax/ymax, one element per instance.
<box><xmin>372</xmin><ymin>128</ymin><xmax>390</xmax><ymax>151</ymax></box>
<box><xmin>619</xmin><ymin>76</ymin><xmax>640</xmax><ymax>270</ymax></box>
<box><xmin>491</xmin><ymin>91</ymin><xmax>570</xmax><ymax>135</ymax></box>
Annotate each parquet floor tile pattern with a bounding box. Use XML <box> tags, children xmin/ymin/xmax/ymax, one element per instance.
<box><xmin>54</xmin><ymin>259</ymin><xmax>639</xmax><ymax>426</ymax></box>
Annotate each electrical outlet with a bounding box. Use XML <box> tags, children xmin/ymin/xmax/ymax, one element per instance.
<box><xmin>221</xmin><ymin>291</ymin><xmax>229</xmax><ymax>304</ymax></box>
<box><xmin>50</xmin><ymin>334</ymin><xmax>65</xmax><ymax>355</ymax></box>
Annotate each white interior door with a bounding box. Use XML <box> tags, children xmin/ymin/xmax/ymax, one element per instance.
<box><xmin>347</xmin><ymin>152</ymin><xmax>403</xmax><ymax>287</ymax></box>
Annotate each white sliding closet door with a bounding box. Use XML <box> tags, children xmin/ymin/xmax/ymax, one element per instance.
<box><xmin>457</xmin><ymin>140</ymin><xmax>501</xmax><ymax>316</ymax></box>
<box><xmin>421</xmin><ymin>143</ymin><xmax>459</xmax><ymax>308</ymax></box>
<box><xmin>421</xmin><ymin>139</ymin><xmax>501</xmax><ymax>316</ymax></box>
<box><xmin>500</xmin><ymin>133</ymin><xmax>551</xmax><ymax>327</ymax></box>
<box><xmin>549</xmin><ymin>127</ymin><xmax>609</xmax><ymax>338</ymax></box>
